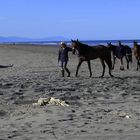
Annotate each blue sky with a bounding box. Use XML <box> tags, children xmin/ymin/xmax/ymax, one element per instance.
<box><xmin>0</xmin><ymin>0</ymin><xmax>140</xmax><ymax>40</ymax></box>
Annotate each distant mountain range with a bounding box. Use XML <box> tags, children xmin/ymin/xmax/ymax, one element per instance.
<box><xmin>0</xmin><ymin>36</ymin><xmax>70</xmax><ymax>43</ymax></box>
<box><xmin>0</xmin><ymin>36</ymin><xmax>139</xmax><ymax>44</ymax></box>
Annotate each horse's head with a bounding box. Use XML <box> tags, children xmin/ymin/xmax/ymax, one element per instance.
<box><xmin>71</xmin><ymin>39</ymin><xmax>79</xmax><ymax>54</ymax></box>
<box><xmin>133</xmin><ymin>41</ymin><xmax>138</xmax><ymax>47</ymax></box>
<box><xmin>107</xmin><ymin>42</ymin><xmax>113</xmax><ymax>50</ymax></box>
<box><xmin>107</xmin><ymin>42</ymin><xmax>117</xmax><ymax>55</ymax></box>
<box><xmin>107</xmin><ymin>42</ymin><xmax>112</xmax><ymax>46</ymax></box>
<box><xmin>133</xmin><ymin>41</ymin><xmax>139</xmax><ymax>52</ymax></box>
<box><xmin>118</xmin><ymin>41</ymin><xmax>122</xmax><ymax>46</ymax></box>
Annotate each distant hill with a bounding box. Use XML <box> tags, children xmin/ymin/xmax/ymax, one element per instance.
<box><xmin>0</xmin><ymin>36</ymin><xmax>33</xmax><ymax>42</ymax></box>
<box><xmin>0</xmin><ymin>36</ymin><xmax>70</xmax><ymax>43</ymax></box>
<box><xmin>42</xmin><ymin>36</ymin><xmax>70</xmax><ymax>41</ymax></box>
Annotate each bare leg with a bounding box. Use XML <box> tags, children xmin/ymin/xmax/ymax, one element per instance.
<box><xmin>87</xmin><ymin>60</ymin><xmax>92</xmax><ymax>77</ymax></box>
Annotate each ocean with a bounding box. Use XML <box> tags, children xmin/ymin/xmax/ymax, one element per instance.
<box><xmin>3</xmin><ymin>39</ymin><xmax>140</xmax><ymax>48</ymax></box>
<box><xmin>27</xmin><ymin>40</ymin><xmax>140</xmax><ymax>48</ymax></box>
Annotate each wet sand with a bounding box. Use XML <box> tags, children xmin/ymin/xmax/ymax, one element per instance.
<box><xmin>0</xmin><ymin>44</ymin><xmax>140</xmax><ymax>140</ymax></box>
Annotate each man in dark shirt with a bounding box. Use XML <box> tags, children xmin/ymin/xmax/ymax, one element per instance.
<box><xmin>58</xmin><ymin>42</ymin><xmax>72</xmax><ymax>77</ymax></box>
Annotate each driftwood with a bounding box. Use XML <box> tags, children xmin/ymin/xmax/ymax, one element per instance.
<box><xmin>33</xmin><ymin>97</ymin><xmax>69</xmax><ymax>107</ymax></box>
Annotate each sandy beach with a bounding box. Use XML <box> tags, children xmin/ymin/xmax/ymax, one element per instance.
<box><xmin>0</xmin><ymin>44</ymin><xmax>140</xmax><ymax>140</ymax></box>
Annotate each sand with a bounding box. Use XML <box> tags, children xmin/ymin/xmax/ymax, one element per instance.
<box><xmin>0</xmin><ymin>44</ymin><xmax>140</xmax><ymax>140</ymax></box>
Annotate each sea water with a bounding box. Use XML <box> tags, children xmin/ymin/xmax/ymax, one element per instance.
<box><xmin>3</xmin><ymin>39</ymin><xmax>140</xmax><ymax>48</ymax></box>
<box><xmin>28</xmin><ymin>39</ymin><xmax>140</xmax><ymax>48</ymax></box>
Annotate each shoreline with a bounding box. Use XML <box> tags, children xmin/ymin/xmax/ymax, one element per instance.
<box><xmin>0</xmin><ymin>39</ymin><xmax>140</xmax><ymax>47</ymax></box>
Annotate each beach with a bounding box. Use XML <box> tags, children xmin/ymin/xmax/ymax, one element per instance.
<box><xmin>0</xmin><ymin>44</ymin><xmax>140</xmax><ymax>140</ymax></box>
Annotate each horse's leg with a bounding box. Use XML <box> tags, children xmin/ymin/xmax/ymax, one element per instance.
<box><xmin>137</xmin><ymin>59</ymin><xmax>140</xmax><ymax>70</ymax></box>
<box><xmin>112</xmin><ymin>56</ymin><xmax>116</xmax><ymax>70</ymax></box>
<box><xmin>139</xmin><ymin>59</ymin><xmax>140</xmax><ymax>70</ymax></box>
<box><xmin>104</xmin><ymin>58</ymin><xmax>114</xmax><ymax>77</ymax></box>
<box><xmin>136</xmin><ymin>59</ymin><xmax>139</xmax><ymax>71</ymax></box>
<box><xmin>125</xmin><ymin>56</ymin><xmax>129</xmax><ymax>69</ymax></box>
<box><xmin>100</xmin><ymin>59</ymin><xmax>105</xmax><ymax>78</ymax></box>
<box><xmin>120</xmin><ymin>58</ymin><xmax>124</xmax><ymax>70</ymax></box>
<box><xmin>87</xmin><ymin>60</ymin><xmax>92</xmax><ymax>77</ymax></box>
<box><xmin>136</xmin><ymin>60</ymin><xmax>138</xmax><ymax>71</ymax></box>
<box><xmin>76</xmin><ymin>60</ymin><xmax>83</xmax><ymax>77</ymax></box>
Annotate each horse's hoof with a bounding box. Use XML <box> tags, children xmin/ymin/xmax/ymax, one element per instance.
<box><xmin>110</xmin><ymin>75</ymin><xmax>114</xmax><ymax>77</ymax></box>
<box><xmin>120</xmin><ymin>65</ymin><xmax>124</xmax><ymax>71</ymax></box>
<box><xmin>120</xmin><ymin>67</ymin><xmax>124</xmax><ymax>71</ymax></box>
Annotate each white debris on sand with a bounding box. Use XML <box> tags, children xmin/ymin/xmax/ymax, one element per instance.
<box><xmin>109</xmin><ymin>110</ymin><xmax>131</xmax><ymax>118</ymax></box>
<box><xmin>33</xmin><ymin>97</ymin><xmax>69</xmax><ymax>107</ymax></box>
<box><xmin>33</xmin><ymin>98</ymin><xmax>49</xmax><ymax>106</ymax></box>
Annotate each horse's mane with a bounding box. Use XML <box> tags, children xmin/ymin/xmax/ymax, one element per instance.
<box><xmin>77</xmin><ymin>41</ymin><xmax>90</xmax><ymax>48</ymax></box>
<box><xmin>108</xmin><ymin>43</ymin><xmax>117</xmax><ymax>52</ymax></box>
<box><xmin>110</xmin><ymin>43</ymin><xmax>117</xmax><ymax>47</ymax></box>
<box><xmin>76</xmin><ymin>41</ymin><xmax>93</xmax><ymax>54</ymax></box>
<box><xmin>77</xmin><ymin>41</ymin><xmax>103</xmax><ymax>48</ymax></box>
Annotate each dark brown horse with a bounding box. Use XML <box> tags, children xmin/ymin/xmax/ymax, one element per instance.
<box><xmin>107</xmin><ymin>41</ymin><xmax>132</xmax><ymax>70</ymax></box>
<box><xmin>71</xmin><ymin>40</ymin><xmax>113</xmax><ymax>77</ymax></box>
<box><xmin>133</xmin><ymin>41</ymin><xmax>140</xmax><ymax>70</ymax></box>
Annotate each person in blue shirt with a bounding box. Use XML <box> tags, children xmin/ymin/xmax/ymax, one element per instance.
<box><xmin>58</xmin><ymin>42</ymin><xmax>72</xmax><ymax>77</ymax></box>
